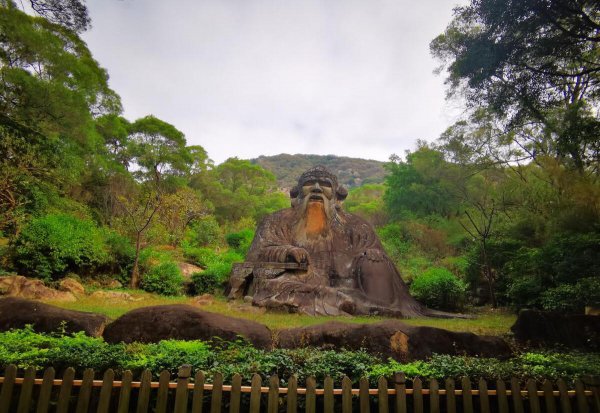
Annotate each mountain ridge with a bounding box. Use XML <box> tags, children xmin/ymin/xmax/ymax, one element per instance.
<box><xmin>251</xmin><ymin>153</ymin><xmax>387</xmax><ymax>190</ymax></box>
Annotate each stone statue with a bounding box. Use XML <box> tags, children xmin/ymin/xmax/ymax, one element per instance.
<box><xmin>227</xmin><ymin>166</ymin><xmax>431</xmax><ymax>317</ymax></box>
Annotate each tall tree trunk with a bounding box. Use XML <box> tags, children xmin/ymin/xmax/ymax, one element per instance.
<box><xmin>130</xmin><ymin>232</ymin><xmax>142</xmax><ymax>288</ymax></box>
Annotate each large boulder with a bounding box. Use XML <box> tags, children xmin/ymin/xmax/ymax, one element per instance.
<box><xmin>0</xmin><ymin>276</ymin><xmax>76</xmax><ymax>301</ymax></box>
<box><xmin>511</xmin><ymin>309</ymin><xmax>600</xmax><ymax>349</ymax></box>
<box><xmin>0</xmin><ymin>297</ymin><xmax>109</xmax><ymax>336</ymax></box>
<box><xmin>103</xmin><ymin>304</ymin><xmax>272</xmax><ymax>349</ymax></box>
<box><xmin>59</xmin><ymin>278</ymin><xmax>85</xmax><ymax>296</ymax></box>
<box><xmin>277</xmin><ymin>320</ymin><xmax>511</xmax><ymax>361</ymax></box>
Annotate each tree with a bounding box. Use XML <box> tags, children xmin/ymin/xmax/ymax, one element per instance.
<box><xmin>27</xmin><ymin>0</ymin><xmax>91</xmax><ymax>33</ymax></box>
<box><xmin>156</xmin><ymin>187</ymin><xmax>213</xmax><ymax>246</ymax></box>
<box><xmin>118</xmin><ymin>116</ymin><xmax>190</xmax><ymax>288</ymax></box>
<box><xmin>384</xmin><ymin>146</ymin><xmax>458</xmax><ymax>219</ymax></box>
<box><xmin>431</xmin><ymin>0</ymin><xmax>600</xmax><ymax>171</ymax></box>
<box><xmin>0</xmin><ymin>5</ymin><xmax>120</xmax><ymax>234</ymax></box>
<box><xmin>191</xmin><ymin>158</ymin><xmax>288</xmax><ymax>223</ymax></box>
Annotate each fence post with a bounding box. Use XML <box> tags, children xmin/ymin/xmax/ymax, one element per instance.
<box><xmin>306</xmin><ymin>376</ymin><xmax>317</xmax><ymax>413</ymax></box>
<box><xmin>575</xmin><ymin>379</ymin><xmax>590</xmax><ymax>413</ymax></box>
<box><xmin>210</xmin><ymin>372</ymin><xmax>223</xmax><ymax>413</ymax></box>
<box><xmin>75</xmin><ymin>368</ymin><xmax>94</xmax><ymax>413</ymax></box>
<box><xmin>174</xmin><ymin>365</ymin><xmax>192</xmax><ymax>413</ymax></box>
<box><xmin>526</xmin><ymin>379</ymin><xmax>541</xmax><ymax>413</ymax></box>
<box><xmin>191</xmin><ymin>371</ymin><xmax>205</xmax><ymax>413</ymax></box>
<box><xmin>378</xmin><ymin>376</ymin><xmax>389</xmax><ymax>413</ymax></box>
<box><xmin>136</xmin><ymin>369</ymin><xmax>152</xmax><ymax>413</ymax></box>
<box><xmin>287</xmin><ymin>375</ymin><xmax>298</xmax><ymax>413</ymax></box>
<box><xmin>323</xmin><ymin>376</ymin><xmax>334</xmax><ymax>413</ymax></box>
<box><xmin>478</xmin><ymin>378</ymin><xmax>490</xmax><ymax>413</ymax></box>
<box><xmin>414</xmin><ymin>377</ymin><xmax>423</xmax><ymax>413</ymax></box>
<box><xmin>542</xmin><ymin>379</ymin><xmax>557</xmax><ymax>413</ymax></box>
<box><xmin>35</xmin><ymin>367</ymin><xmax>55</xmax><ymax>413</ymax></box>
<box><xmin>557</xmin><ymin>379</ymin><xmax>573</xmax><ymax>413</ymax></box>
<box><xmin>229</xmin><ymin>373</ymin><xmax>242</xmax><ymax>413</ymax></box>
<box><xmin>117</xmin><ymin>370</ymin><xmax>133</xmax><ymax>413</ymax></box>
<box><xmin>430</xmin><ymin>379</ymin><xmax>440</xmax><ymax>413</ymax></box>
<box><xmin>461</xmin><ymin>377</ymin><xmax>473</xmax><ymax>413</ymax></box>
<box><xmin>341</xmin><ymin>376</ymin><xmax>352</xmax><ymax>413</ymax></box>
<box><xmin>511</xmin><ymin>377</ymin><xmax>525</xmax><ymax>413</ymax></box>
<box><xmin>496</xmin><ymin>380</ymin><xmax>508</xmax><ymax>413</ymax></box>
<box><xmin>581</xmin><ymin>375</ymin><xmax>600</xmax><ymax>413</ymax></box>
<box><xmin>16</xmin><ymin>366</ymin><xmax>35</xmax><ymax>413</ymax></box>
<box><xmin>445</xmin><ymin>378</ymin><xmax>456</xmax><ymax>413</ymax></box>
<box><xmin>249</xmin><ymin>374</ymin><xmax>261</xmax><ymax>413</ymax></box>
<box><xmin>395</xmin><ymin>373</ymin><xmax>407</xmax><ymax>413</ymax></box>
<box><xmin>359</xmin><ymin>377</ymin><xmax>370</xmax><ymax>413</ymax></box>
<box><xmin>268</xmin><ymin>374</ymin><xmax>279</xmax><ymax>413</ymax></box>
<box><xmin>155</xmin><ymin>370</ymin><xmax>171</xmax><ymax>413</ymax></box>
<box><xmin>97</xmin><ymin>368</ymin><xmax>115</xmax><ymax>413</ymax></box>
<box><xmin>56</xmin><ymin>367</ymin><xmax>75</xmax><ymax>413</ymax></box>
<box><xmin>0</xmin><ymin>365</ymin><xmax>17</xmax><ymax>412</ymax></box>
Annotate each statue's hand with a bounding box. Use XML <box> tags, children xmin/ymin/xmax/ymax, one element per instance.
<box><xmin>363</xmin><ymin>248</ymin><xmax>386</xmax><ymax>262</ymax></box>
<box><xmin>286</xmin><ymin>247</ymin><xmax>309</xmax><ymax>264</ymax></box>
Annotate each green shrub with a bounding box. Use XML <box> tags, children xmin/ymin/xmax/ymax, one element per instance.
<box><xmin>192</xmin><ymin>216</ymin><xmax>222</xmax><ymax>247</ymax></box>
<box><xmin>203</xmin><ymin>251</ymin><xmax>244</xmax><ymax>282</ymax></box>
<box><xmin>182</xmin><ymin>246</ymin><xmax>219</xmax><ymax>268</ymax></box>
<box><xmin>1</xmin><ymin>328</ymin><xmax>600</xmax><ymax>385</ymax></box>
<box><xmin>123</xmin><ymin>340</ymin><xmax>212</xmax><ymax>375</ymax></box>
<box><xmin>103</xmin><ymin>231</ymin><xmax>135</xmax><ymax>283</ymax></box>
<box><xmin>203</xmin><ymin>261</ymin><xmax>234</xmax><ymax>282</ymax></box>
<box><xmin>225</xmin><ymin>229</ymin><xmax>254</xmax><ymax>255</ymax></box>
<box><xmin>140</xmin><ymin>262</ymin><xmax>184</xmax><ymax>296</ymax></box>
<box><xmin>191</xmin><ymin>271</ymin><xmax>222</xmax><ymax>294</ymax></box>
<box><xmin>13</xmin><ymin>214</ymin><xmax>108</xmax><ymax>280</ymax></box>
<box><xmin>410</xmin><ymin>267</ymin><xmax>466</xmax><ymax>311</ymax></box>
<box><xmin>507</xmin><ymin>276</ymin><xmax>543</xmax><ymax>309</ymax></box>
<box><xmin>540</xmin><ymin>277</ymin><xmax>600</xmax><ymax>312</ymax></box>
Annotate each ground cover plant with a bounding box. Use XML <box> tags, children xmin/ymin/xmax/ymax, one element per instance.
<box><xmin>1</xmin><ymin>327</ymin><xmax>598</xmax><ymax>386</ymax></box>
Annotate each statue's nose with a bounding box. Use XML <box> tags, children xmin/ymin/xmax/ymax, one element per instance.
<box><xmin>312</xmin><ymin>182</ymin><xmax>323</xmax><ymax>193</ymax></box>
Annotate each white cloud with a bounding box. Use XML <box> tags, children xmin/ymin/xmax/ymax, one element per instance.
<box><xmin>83</xmin><ymin>0</ymin><xmax>465</xmax><ymax>164</ymax></box>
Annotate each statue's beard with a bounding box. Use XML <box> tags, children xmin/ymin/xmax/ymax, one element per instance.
<box><xmin>294</xmin><ymin>196</ymin><xmax>334</xmax><ymax>239</ymax></box>
<box><xmin>305</xmin><ymin>201</ymin><xmax>328</xmax><ymax>236</ymax></box>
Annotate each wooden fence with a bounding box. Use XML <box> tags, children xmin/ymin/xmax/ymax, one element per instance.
<box><xmin>0</xmin><ymin>365</ymin><xmax>599</xmax><ymax>413</ymax></box>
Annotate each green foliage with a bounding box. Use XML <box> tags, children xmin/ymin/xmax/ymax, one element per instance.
<box><xmin>410</xmin><ymin>268</ymin><xmax>467</xmax><ymax>311</ymax></box>
<box><xmin>2</xmin><ymin>328</ymin><xmax>600</xmax><ymax>385</ymax></box>
<box><xmin>384</xmin><ymin>148</ymin><xmax>457</xmax><ymax>219</ymax></box>
<box><xmin>13</xmin><ymin>214</ymin><xmax>108</xmax><ymax>280</ymax></box>
<box><xmin>191</xmin><ymin>158</ymin><xmax>287</xmax><ymax>223</ymax></box>
<box><xmin>539</xmin><ymin>277</ymin><xmax>600</xmax><ymax>313</ymax></box>
<box><xmin>191</xmin><ymin>216</ymin><xmax>222</xmax><ymax>247</ymax></box>
<box><xmin>345</xmin><ymin>184</ymin><xmax>388</xmax><ymax>226</ymax></box>
<box><xmin>183</xmin><ymin>246</ymin><xmax>219</xmax><ymax>268</ymax></box>
<box><xmin>140</xmin><ymin>262</ymin><xmax>184</xmax><ymax>296</ymax></box>
<box><xmin>203</xmin><ymin>261</ymin><xmax>235</xmax><ymax>283</ymax></box>
<box><xmin>123</xmin><ymin>340</ymin><xmax>211</xmax><ymax>375</ymax></box>
<box><xmin>225</xmin><ymin>229</ymin><xmax>254</xmax><ymax>255</ymax></box>
<box><xmin>103</xmin><ymin>230</ymin><xmax>135</xmax><ymax>282</ymax></box>
<box><xmin>191</xmin><ymin>271</ymin><xmax>221</xmax><ymax>295</ymax></box>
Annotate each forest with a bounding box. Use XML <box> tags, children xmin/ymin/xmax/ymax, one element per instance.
<box><xmin>0</xmin><ymin>0</ymin><xmax>598</xmax><ymax>319</ymax></box>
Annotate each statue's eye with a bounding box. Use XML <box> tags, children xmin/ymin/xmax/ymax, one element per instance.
<box><xmin>319</xmin><ymin>181</ymin><xmax>332</xmax><ymax>188</ymax></box>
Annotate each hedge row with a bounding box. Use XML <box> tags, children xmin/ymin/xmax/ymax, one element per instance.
<box><xmin>1</xmin><ymin>327</ymin><xmax>599</xmax><ymax>386</ymax></box>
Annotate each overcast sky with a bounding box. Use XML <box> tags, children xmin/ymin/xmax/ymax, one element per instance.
<box><xmin>82</xmin><ymin>0</ymin><xmax>465</xmax><ymax>164</ymax></box>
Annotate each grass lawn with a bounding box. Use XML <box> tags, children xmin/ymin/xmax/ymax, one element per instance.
<box><xmin>47</xmin><ymin>290</ymin><xmax>516</xmax><ymax>336</ymax></box>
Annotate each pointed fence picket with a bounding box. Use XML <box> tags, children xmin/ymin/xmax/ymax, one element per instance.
<box><xmin>0</xmin><ymin>365</ymin><xmax>598</xmax><ymax>412</ymax></box>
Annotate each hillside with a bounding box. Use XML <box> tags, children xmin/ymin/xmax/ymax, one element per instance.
<box><xmin>251</xmin><ymin>154</ymin><xmax>387</xmax><ymax>189</ymax></box>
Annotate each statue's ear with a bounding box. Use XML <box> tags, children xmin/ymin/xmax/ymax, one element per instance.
<box><xmin>336</xmin><ymin>186</ymin><xmax>348</xmax><ymax>201</ymax></box>
<box><xmin>290</xmin><ymin>186</ymin><xmax>299</xmax><ymax>199</ymax></box>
